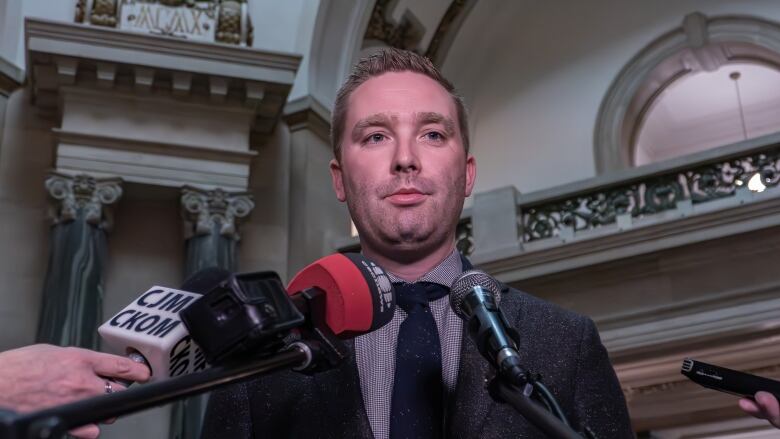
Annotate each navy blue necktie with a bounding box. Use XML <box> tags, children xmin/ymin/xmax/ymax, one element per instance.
<box><xmin>389</xmin><ymin>282</ymin><xmax>448</xmax><ymax>439</ymax></box>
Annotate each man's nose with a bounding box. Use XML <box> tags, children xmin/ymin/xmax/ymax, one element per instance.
<box><xmin>392</xmin><ymin>136</ymin><xmax>421</xmax><ymax>173</ymax></box>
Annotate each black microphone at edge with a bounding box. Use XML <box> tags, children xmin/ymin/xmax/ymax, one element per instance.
<box><xmin>449</xmin><ymin>270</ymin><xmax>527</xmax><ymax>385</ymax></box>
<box><xmin>450</xmin><ymin>269</ymin><xmax>594</xmax><ymax>439</ymax></box>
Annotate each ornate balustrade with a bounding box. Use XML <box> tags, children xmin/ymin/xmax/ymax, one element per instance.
<box><xmin>520</xmin><ymin>139</ymin><xmax>780</xmax><ymax>243</ymax></box>
<box><xmin>451</xmin><ymin>132</ymin><xmax>780</xmax><ymax>282</ymax></box>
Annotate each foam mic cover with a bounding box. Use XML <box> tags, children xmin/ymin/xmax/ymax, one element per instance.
<box><xmin>181</xmin><ymin>267</ymin><xmax>233</xmax><ymax>294</ymax></box>
<box><xmin>98</xmin><ymin>267</ymin><xmax>231</xmax><ymax>382</ymax></box>
<box><xmin>287</xmin><ymin>253</ymin><xmax>395</xmax><ymax>337</ymax></box>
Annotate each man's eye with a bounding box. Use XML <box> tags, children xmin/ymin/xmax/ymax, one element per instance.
<box><xmin>366</xmin><ymin>133</ymin><xmax>387</xmax><ymax>144</ymax></box>
<box><xmin>424</xmin><ymin>131</ymin><xmax>445</xmax><ymax>142</ymax></box>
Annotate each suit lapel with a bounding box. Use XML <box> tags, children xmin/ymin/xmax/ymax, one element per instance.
<box><xmin>339</xmin><ymin>337</ymin><xmax>375</xmax><ymax>438</ymax></box>
<box><xmin>447</xmin><ymin>321</ymin><xmax>496</xmax><ymax>438</ymax></box>
<box><xmin>307</xmin><ymin>337</ymin><xmax>374</xmax><ymax>438</ymax></box>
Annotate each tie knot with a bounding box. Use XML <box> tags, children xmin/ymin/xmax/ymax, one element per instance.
<box><xmin>394</xmin><ymin>282</ymin><xmax>447</xmax><ymax>313</ymax></box>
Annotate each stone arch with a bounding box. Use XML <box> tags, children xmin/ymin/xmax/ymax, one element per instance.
<box><xmin>594</xmin><ymin>12</ymin><xmax>780</xmax><ymax>173</ymax></box>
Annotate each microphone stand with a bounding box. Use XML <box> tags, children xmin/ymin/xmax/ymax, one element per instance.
<box><xmin>0</xmin><ymin>344</ymin><xmax>315</xmax><ymax>439</ymax></box>
<box><xmin>489</xmin><ymin>378</ymin><xmax>591</xmax><ymax>439</ymax></box>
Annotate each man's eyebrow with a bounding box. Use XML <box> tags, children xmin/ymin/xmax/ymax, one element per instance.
<box><xmin>415</xmin><ymin>112</ymin><xmax>456</xmax><ymax>136</ymax></box>
<box><xmin>351</xmin><ymin>113</ymin><xmax>396</xmax><ymax>140</ymax></box>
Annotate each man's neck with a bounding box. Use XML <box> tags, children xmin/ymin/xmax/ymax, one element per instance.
<box><xmin>362</xmin><ymin>241</ymin><xmax>457</xmax><ymax>282</ymax></box>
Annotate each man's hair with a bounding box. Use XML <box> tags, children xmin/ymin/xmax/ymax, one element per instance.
<box><xmin>330</xmin><ymin>48</ymin><xmax>470</xmax><ymax>160</ymax></box>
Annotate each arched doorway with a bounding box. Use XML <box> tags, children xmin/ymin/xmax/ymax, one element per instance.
<box><xmin>595</xmin><ymin>12</ymin><xmax>780</xmax><ymax>173</ymax></box>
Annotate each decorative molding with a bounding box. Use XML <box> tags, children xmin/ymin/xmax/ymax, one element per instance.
<box><xmin>362</xmin><ymin>0</ymin><xmax>476</xmax><ymax>66</ymax></box>
<box><xmin>603</xmin><ymin>295</ymin><xmax>780</xmax><ymax>359</ymax></box>
<box><xmin>26</xmin><ymin>17</ymin><xmax>299</xmax><ymax>138</ymax></box>
<box><xmin>364</xmin><ymin>0</ymin><xmax>420</xmax><ymax>51</ymax></box>
<box><xmin>283</xmin><ymin>95</ymin><xmax>331</xmax><ymax>142</ymax></box>
<box><xmin>53</xmin><ymin>128</ymin><xmax>257</xmax><ymax>191</ymax></box>
<box><xmin>0</xmin><ymin>56</ymin><xmax>23</xmax><ymax>97</ymax></box>
<box><xmin>45</xmin><ymin>172</ymin><xmax>123</xmax><ymax>229</ymax></box>
<box><xmin>180</xmin><ymin>186</ymin><xmax>254</xmax><ymax>240</ymax></box>
<box><xmin>594</xmin><ymin>12</ymin><xmax>780</xmax><ymax>173</ymax></box>
<box><xmin>25</xmin><ymin>17</ymin><xmax>299</xmax><ymax>89</ymax></box>
<box><xmin>26</xmin><ymin>17</ymin><xmax>300</xmax><ymax>191</ymax></box>
<box><xmin>54</xmin><ymin>129</ymin><xmax>257</xmax><ymax>164</ymax></box>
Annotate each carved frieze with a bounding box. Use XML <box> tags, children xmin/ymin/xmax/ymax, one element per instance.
<box><xmin>75</xmin><ymin>0</ymin><xmax>252</xmax><ymax>46</ymax></box>
<box><xmin>45</xmin><ymin>173</ymin><xmax>123</xmax><ymax>229</ymax></box>
<box><xmin>180</xmin><ymin>186</ymin><xmax>254</xmax><ymax>240</ymax></box>
<box><xmin>521</xmin><ymin>141</ymin><xmax>780</xmax><ymax>242</ymax></box>
<box><xmin>363</xmin><ymin>0</ymin><xmax>476</xmax><ymax>65</ymax></box>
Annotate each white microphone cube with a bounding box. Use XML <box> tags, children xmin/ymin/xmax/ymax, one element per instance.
<box><xmin>99</xmin><ymin>286</ymin><xmax>207</xmax><ymax>382</ymax></box>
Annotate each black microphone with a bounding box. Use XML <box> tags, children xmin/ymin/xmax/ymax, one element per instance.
<box><xmin>450</xmin><ymin>270</ymin><xmax>527</xmax><ymax>385</ymax></box>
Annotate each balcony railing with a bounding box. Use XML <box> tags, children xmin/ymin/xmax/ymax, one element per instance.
<box><xmin>462</xmin><ymin>131</ymin><xmax>780</xmax><ymax>281</ymax></box>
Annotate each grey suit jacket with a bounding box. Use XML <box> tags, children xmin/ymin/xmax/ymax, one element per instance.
<box><xmin>201</xmin><ymin>286</ymin><xmax>634</xmax><ymax>438</ymax></box>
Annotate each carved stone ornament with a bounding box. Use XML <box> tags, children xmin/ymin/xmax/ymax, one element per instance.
<box><xmin>75</xmin><ymin>0</ymin><xmax>252</xmax><ymax>46</ymax></box>
<box><xmin>91</xmin><ymin>0</ymin><xmax>120</xmax><ymax>27</ymax></box>
<box><xmin>180</xmin><ymin>186</ymin><xmax>254</xmax><ymax>240</ymax></box>
<box><xmin>45</xmin><ymin>173</ymin><xmax>123</xmax><ymax>229</ymax></box>
<box><xmin>520</xmin><ymin>142</ymin><xmax>780</xmax><ymax>242</ymax></box>
<box><xmin>364</xmin><ymin>0</ymin><xmax>419</xmax><ymax>51</ymax></box>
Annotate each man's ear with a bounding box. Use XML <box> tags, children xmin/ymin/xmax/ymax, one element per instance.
<box><xmin>330</xmin><ymin>158</ymin><xmax>347</xmax><ymax>202</ymax></box>
<box><xmin>464</xmin><ymin>154</ymin><xmax>476</xmax><ymax>197</ymax></box>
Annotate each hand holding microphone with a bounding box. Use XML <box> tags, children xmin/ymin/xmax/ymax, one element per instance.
<box><xmin>0</xmin><ymin>344</ymin><xmax>150</xmax><ymax>438</ymax></box>
<box><xmin>98</xmin><ymin>267</ymin><xmax>231</xmax><ymax>384</ymax></box>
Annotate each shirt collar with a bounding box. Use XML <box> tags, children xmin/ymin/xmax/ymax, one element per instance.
<box><xmin>385</xmin><ymin>248</ymin><xmax>463</xmax><ymax>288</ymax></box>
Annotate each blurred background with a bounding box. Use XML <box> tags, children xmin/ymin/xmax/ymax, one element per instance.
<box><xmin>2</xmin><ymin>0</ymin><xmax>780</xmax><ymax>437</ymax></box>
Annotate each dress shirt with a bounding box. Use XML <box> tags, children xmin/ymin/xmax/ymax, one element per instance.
<box><xmin>354</xmin><ymin>249</ymin><xmax>464</xmax><ymax>439</ymax></box>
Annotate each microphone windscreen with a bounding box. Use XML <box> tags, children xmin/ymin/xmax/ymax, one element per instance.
<box><xmin>450</xmin><ymin>270</ymin><xmax>502</xmax><ymax>319</ymax></box>
<box><xmin>287</xmin><ymin>253</ymin><xmax>395</xmax><ymax>336</ymax></box>
<box><xmin>180</xmin><ymin>267</ymin><xmax>232</xmax><ymax>293</ymax></box>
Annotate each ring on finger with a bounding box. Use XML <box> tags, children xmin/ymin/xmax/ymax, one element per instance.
<box><xmin>104</xmin><ymin>380</ymin><xmax>114</xmax><ymax>394</ymax></box>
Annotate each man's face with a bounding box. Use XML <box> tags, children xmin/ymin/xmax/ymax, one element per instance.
<box><xmin>330</xmin><ymin>71</ymin><xmax>476</xmax><ymax>262</ymax></box>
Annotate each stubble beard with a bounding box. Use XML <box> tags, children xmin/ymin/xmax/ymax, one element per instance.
<box><xmin>347</xmin><ymin>175</ymin><xmax>465</xmax><ymax>263</ymax></box>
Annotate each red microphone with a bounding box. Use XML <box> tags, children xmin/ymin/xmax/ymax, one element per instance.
<box><xmin>181</xmin><ymin>253</ymin><xmax>396</xmax><ymax>368</ymax></box>
<box><xmin>287</xmin><ymin>253</ymin><xmax>395</xmax><ymax>337</ymax></box>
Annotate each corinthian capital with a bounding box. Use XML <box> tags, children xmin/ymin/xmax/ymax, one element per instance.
<box><xmin>180</xmin><ymin>186</ymin><xmax>254</xmax><ymax>240</ymax></box>
<box><xmin>45</xmin><ymin>173</ymin><xmax>123</xmax><ymax>228</ymax></box>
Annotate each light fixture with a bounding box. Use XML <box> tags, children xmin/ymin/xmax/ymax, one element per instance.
<box><xmin>729</xmin><ymin>71</ymin><xmax>766</xmax><ymax>193</ymax></box>
<box><xmin>747</xmin><ymin>172</ymin><xmax>766</xmax><ymax>193</ymax></box>
<box><xmin>729</xmin><ymin>71</ymin><xmax>749</xmax><ymax>140</ymax></box>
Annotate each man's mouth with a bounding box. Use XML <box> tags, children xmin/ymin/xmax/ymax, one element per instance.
<box><xmin>386</xmin><ymin>188</ymin><xmax>428</xmax><ymax>206</ymax></box>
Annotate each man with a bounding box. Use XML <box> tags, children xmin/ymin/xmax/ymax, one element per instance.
<box><xmin>201</xmin><ymin>48</ymin><xmax>633</xmax><ymax>438</ymax></box>
<box><xmin>0</xmin><ymin>343</ymin><xmax>150</xmax><ymax>438</ymax></box>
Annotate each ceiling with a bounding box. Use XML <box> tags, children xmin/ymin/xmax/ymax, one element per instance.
<box><xmin>635</xmin><ymin>62</ymin><xmax>780</xmax><ymax>166</ymax></box>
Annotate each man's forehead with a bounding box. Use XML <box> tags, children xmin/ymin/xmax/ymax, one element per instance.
<box><xmin>346</xmin><ymin>72</ymin><xmax>457</xmax><ymax>125</ymax></box>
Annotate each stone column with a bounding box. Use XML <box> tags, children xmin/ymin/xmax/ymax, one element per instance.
<box><xmin>284</xmin><ymin>96</ymin><xmax>350</xmax><ymax>275</ymax></box>
<box><xmin>170</xmin><ymin>186</ymin><xmax>254</xmax><ymax>439</ymax></box>
<box><xmin>36</xmin><ymin>173</ymin><xmax>122</xmax><ymax>349</ymax></box>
